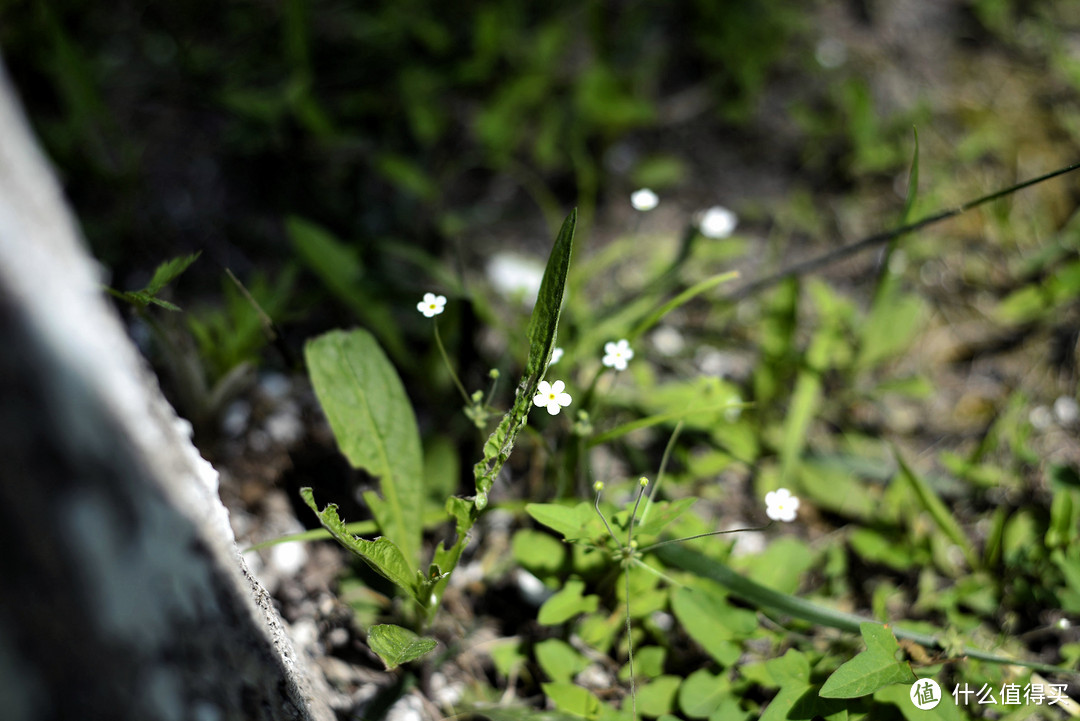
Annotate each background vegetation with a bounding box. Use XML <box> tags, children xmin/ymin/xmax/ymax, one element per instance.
<box><xmin>2</xmin><ymin>0</ymin><xmax>1080</xmax><ymax>719</ymax></box>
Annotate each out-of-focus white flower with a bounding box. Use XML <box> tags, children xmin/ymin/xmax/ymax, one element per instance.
<box><xmin>1030</xmin><ymin>405</ymin><xmax>1053</xmax><ymax>430</ymax></box>
<box><xmin>533</xmin><ymin>380</ymin><xmax>572</xmax><ymax>415</ymax></box>
<box><xmin>630</xmin><ymin>188</ymin><xmax>659</xmax><ymax>212</ymax></box>
<box><xmin>549</xmin><ymin>347</ymin><xmax>564</xmax><ymax>365</ymax></box>
<box><xmin>765</xmin><ymin>488</ymin><xmax>800</xmax><ymax>522</ymax></box>
<box><xmin>815</xmin><ymin>38</ymin><xmax>848</xmax><ymax>68</ymax></box>
<box><xmin>1054</xmin><ymin>396</ymin><xmax>1079</xmax><ymax>425</ymax></box>
<box><xmin>417</xmin><ymin>292</ymin><xmax>447</xmax><ymax>317</ymax></box>
<box><xmin>602</xmin><ymin>339</ymin><xmax>634</xmax><ymax>371</ymax></box>
<box><xmin>487</xmin><ymin>253</ymin><xmax>545</xmax><ymax>306</ymax></box>
<box><xmin>697</xmin><ymin>205</ymin><xmax>738</xmax><ymax>239</ymax></box>
<box><xmin>651</xmin><ymin>326</ymin><xmax>685</xmax><ymax>356</ymax></box>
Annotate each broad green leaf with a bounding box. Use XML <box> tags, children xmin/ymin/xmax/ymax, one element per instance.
<box><xmin>526</xmin><ymin>502</ymin><xmax>597</xmax><ymax>542</ymax></box>
<box><xmin>367</xmin><ymin>624</ymin><xmax>437</xmax><ymax>669</ymax></box>
<box><xmin>300</xmin><ymin>488</ymin><xmax>418</xmax><ymax>602</ymax></box>
<box><xmin>636</xmin><ymin>676</ymin><xmax>681</xmax><ymax>718</ymax></box>
<box><xmin>819</xmin><ymin>623</ymin><xmax>917</xmax><ymax>698</ymax></box>
<box><xmin>619</xmin><ymin>646</ymin><xmax>666</xmax><ymax>681</ymax></box>
<box><xmin>474</xmin><ymin>210</ymin><xmax>575</xmax><ymax>509</ymax></box>
<box><xmin>536</xmin><ymin>639</ymin><xmax>588</xmax><ymax>683</ymax></box>
<box><xmin>894</xmin><ymin>451</ymin><xmax>977</xmax><ymax>569</ymax></box>
<box><xmin>538</xmin><ymin>579</ymin><xmax>599</xmax><ymax>625</ymax></box>
<box><xmin>671</xmin><ymin>587</ymin><xmax>758</xmax><ymax>664</ymax></box>
<box><xmin>758</xmin><ymin>685</ymin><xmax>807</xmax><ymax>721</ymax></box>
<box><xmin>542</xmin><ymin>682</ymin><xmax>601</xmax><ymax>719</ymax></box>
<box><xmin>513</xmin><ymin>529</ymin><xmax>567</xmax><ymax>575</ymax></box>
<box><xmin>305</xmin><ymin>329</ymin><xmax>423</xmax><ymax>566</ymax></box>
<box><xmin>678</xmin><ymin>669</ymin><xmax>734</xmax><ymax>719</ymax></box>
<box><xmin>732</xmin><ymin>536</ymin><xmax>815</xmax><ymax>594</ymax></box>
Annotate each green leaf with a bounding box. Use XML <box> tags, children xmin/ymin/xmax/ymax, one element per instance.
<box><xmin>894</xmin><ymin>451</ymin><xmax>977</xmax><ymax>569</ymax></box>
<box><xmin>305</xmin><ymin>329</ymin><xmax>423</xmax><ymax>567</ymax></box>
<box><xmin>526</xmin><ymin>502</ymin><xmax>597</xmax><ymax>542</ymax></box>
<box><xmin>287</xmin><ymin>216</ymin><xmax>363</xmax><ymax>299</ymax></box>
<box><xmin>678</xmin><ymin>669</ymin><xmax>734</xmax><ymax>719</ymax></box>
<box><xmin>474</xmin><ymin>210</ymin><xmax>575</xmax><ymax>509</ymax></box>
<box><xmin>819</xmin><ymin>623</ymin><xmax>917</xmax><ymax>698</ymax></box>
<box><xmin>535</xmin><ymin>639</ymin><xmax>588</xmax><ymax>683</ymax></box>
<box><xmin>541</xmin><ymin>683</ymin><xmax>601</xmax><ymax>720</ymax></box>
<box><xmin>288</xmin><ymin>218</ymin><xmax>408</xmax><ymax>363</ymax></box>
<box><xmin>634</xmin><ymin>498</ymin><xmax>697</xmax><ymax>540</ymax></box>
<box><xmin>671</xmin><ymin>587</ymin><xmax>758</xmax><ymax>664</ymax></box>
<box><xmin>779</xmin><ymin>368</ymin><xmax>821</xmax><ymax>485</ymax></box>
<box><xmin>145</xmin><ymin>252</ymin><xmax>201</xmax><ymax>295</ymax></box>
<box><xmin>538</xmin><ymin>579</ymin><xmax>599</xmax><ymax>625</ymax></box>
<box><xmin>366</xmin><ymin>624</ymin><xmax>437</xmax><ymax>670</ymax></box>
<box><xmin>874</xmin><ymin>683</ymin><xmax>964</xmax><ymax>721</ymax></box>
<box><xmin>857</xmin><ymin>292</ymin><xmax>925</xmax><ymax>369</ymax></box>
<box><xmin>300</xmin><ymin>488</ymin><xmax>418</xmax><ymax>600</ymax></box>
<box><xmin>513</xmin><ymin>529</ymin><xmax>567</xmax><ymax>575</ymax></box>
<box><xmin>620</xmin><ymin>646</ymin><xmax>666</xmax><ymax>681</ymax></box>
<box><xmin>636</xmin><ymin>676</ymin><xmax>681</xmax><ymax>718</ymax></box>
<box><xmin>655</xmin><ymin>543</ymin><xmax>1075</xmax><ymax>675</ymax></box>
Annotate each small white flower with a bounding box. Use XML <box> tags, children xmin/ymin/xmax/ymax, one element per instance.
<box><xmin>630</xmin><ymin>188</ymin><xmax>659</xmax><ymax>212</ymax></box>
<box><xmin>602</xmin><ymin>339</ymin><xmax>634</xmax><ymax>371</ymax></box>
<box><xmin>549</xmin><ymin>347</ymin><xmax>564</xmax><ymax>365</ymax></box>
<box><xmin>533</xmin><ymin>380</ymin><xmax>572</xmax><ymax>416</ymax></box>
<box><xmin>765</xmin><ymin>488</ymin><xmax>800</xmax><ymax>523</ymax></box>
<box><xmin>417</xmin><ymin>292</ymin><xmax>447</xmax><ymax>317</ymax></box>
<box><xmin>697</xmin><ymin>205</ymin><xmax>738</xmax><ymax>239</ymax></box>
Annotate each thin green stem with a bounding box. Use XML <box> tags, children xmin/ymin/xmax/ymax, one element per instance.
<box><xmin>637</xmin><ymin>524</ymin><xmax>773</xmax><ymax>554</ymax></box>
<box><xmin>626</xmin><ymin>480</ymin><xmax>648</xmax><ymax>549</ymax></box>
<box><xmin>641</xmin><ymin>421</ymin><xmax>683</xmax><ymax>528</ymax></box>
<box><xmin>433</xmin><ymin>320</ymin><xmax>471</xmax><ymax>405</ymax></box>
<box><xmin>624</xmin><ymin>562</ymin><xmax>636</xmax><ymax>721</ymax></box>
<box><xmin>729</xmin><ymin>161</ymin><xmax>1080</xmax><ymax>302</ymax></box>
<box><xmin>593</xmin><ymin>484</ymin><xmax>623</xmax><ymax>551</ymax></box>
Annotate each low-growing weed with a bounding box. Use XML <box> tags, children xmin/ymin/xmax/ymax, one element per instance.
<box><xmin>284</xmin><ymin>155</ymin><xmax>1080</xmax><ymax>719</ymax></box>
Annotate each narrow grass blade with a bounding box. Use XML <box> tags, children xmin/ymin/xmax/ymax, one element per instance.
<box><xmin>654</xmin><ymin>543</ymin><xmax>1077</xmax><ymax>676</ymax></box>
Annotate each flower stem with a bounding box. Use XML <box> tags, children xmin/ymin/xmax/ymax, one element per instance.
<box><xmin>433</xmin><ymin>320</ymin><xmax>471</xmax><ymax>405</ymax></box>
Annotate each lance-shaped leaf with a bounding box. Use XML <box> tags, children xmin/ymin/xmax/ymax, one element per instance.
<box><xmin>367</xmin><ymin>624</ymin><xmax>438</xmax><ymax>669</ymax></box>
<box><xmin>474</xmin><ymin>210</ymin><xmax>576</xmax><ymax>509</ymax></box>
<box><xmin>301</xmin><ymin>487</ymin><xmax>419</xmax><ymax>604</ymax></box>
<box><xmin>305</xmin><ymin>328</ymin><xmax>423</xmax><ymax>566</ymax></box>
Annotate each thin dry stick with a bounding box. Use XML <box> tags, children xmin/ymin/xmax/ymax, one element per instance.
<box><xmin>727</xmin><ymin>161</ymin><xmax>1080</xmax><ymax>302</ymax></box>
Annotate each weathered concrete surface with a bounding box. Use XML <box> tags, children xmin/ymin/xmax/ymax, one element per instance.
<box><xmin>0</xmin><ymin>59</ymin><xmax>335</xmax><ymax>721</ymax></box>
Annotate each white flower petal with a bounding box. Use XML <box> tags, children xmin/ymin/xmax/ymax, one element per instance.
<box><xmin>630</xmin><ymin>188</ymin><xmax>659</xmax><ymax>212</ymax></box>
<box><xmin>698</xmin><ymin>206</ymin><xmax>738</xmax><ymax>239</ymax></box>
